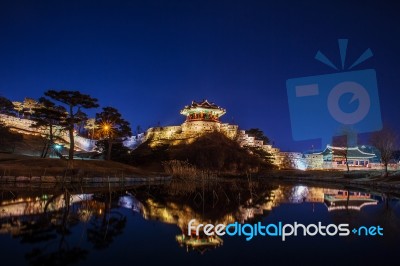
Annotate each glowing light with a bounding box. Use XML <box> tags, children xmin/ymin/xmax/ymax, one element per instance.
<box><xmin>99</xmin><ymin>121</ymin><xmax>115</xmax><ymax>139</ymax></box>
<box><xmin>290</xmin><ymin>186</ymin><xmax>309</xmax><ymax>202</ymax></box>
<box><xmin>54</xmin><ymin>144</ymin><xmax>62</xmax><ymax>150</ymax></box>
<box><xmin>295</xmin><ymin>159</ymin><xmax>307</xmax><ymax>171</ymax></box>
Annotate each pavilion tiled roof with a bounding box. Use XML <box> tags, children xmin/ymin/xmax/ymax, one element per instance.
<box><xmin>186</xmin><ymin>99</ymin><xmax>223</xmax><ymax>110</ymax></box>
<box><xmin>180</xmin><ymin>99</ymin><xmax>226</xmax><ymax>116</ymax></box>
<box><xmin>318</xmin><ymin>145</ymin><xmax>376</xmax><ymax>159</ymax></box>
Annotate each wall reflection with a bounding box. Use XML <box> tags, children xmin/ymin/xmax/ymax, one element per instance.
<box><xmin>115</xmin><ymin>180</ymin><xmax>382</xmax><ymax>253</ymax></box>
<box><xmin>0</xmin><ymin>180</ymin><xmax>396</xmax><ymax>261</ymax></box>
<box><xmin>0</xmin><ymin>188</ymin><xmax>126</xmax><ymax>265</ymax></box>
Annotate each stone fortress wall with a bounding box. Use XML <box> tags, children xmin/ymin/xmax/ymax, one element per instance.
<box><xmin>0</xmin><ymin>114</ymin><xmax>96</xmax><ymax>152</ymax></box>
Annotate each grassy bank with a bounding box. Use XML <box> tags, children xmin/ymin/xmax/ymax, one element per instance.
<box><xmin>0</xmin><ymin>153</ymin><xmax>163</xmax><ymax>178</ymax></box>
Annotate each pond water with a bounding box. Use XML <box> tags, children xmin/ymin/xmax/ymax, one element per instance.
<box><xmin>0</xmin><ymin>179</ymin><xmax>399</xmax><ymax>265</ymax></box>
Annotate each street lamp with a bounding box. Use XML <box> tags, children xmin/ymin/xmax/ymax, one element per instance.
<box><xmin>101</xmin><ymin>122</ymin><xmax>113</xmax><ymax>139</ymax></box>
<box><xmin>53</xmin><ymin>144</ymin><xmax>63</xmax><ymax>158</ymax></box>
<box><xmin>54</xmin><ymin>144</ymin><xmax>62</xmax><ymax>151</ymax></box>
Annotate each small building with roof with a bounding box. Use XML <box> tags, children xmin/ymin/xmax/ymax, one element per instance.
<box><xmin>180</xmin><ymin>100</ymin><xmax>237</xmax><ymax>138</ymax></box>
<box><xmin>279</xmin><ymin>144</ymin><xmax>378</xmax><ymax>170</ymax></box>
<box><xmin>316</xmin><ymin>145</ymin><xmax>376</xmax><ymax>168</ymax></box>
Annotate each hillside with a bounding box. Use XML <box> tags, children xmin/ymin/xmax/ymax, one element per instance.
<box><xmin>131</xmin><ymin>132</ymin><xmax>274</xmax><ymax>174</ymax></box>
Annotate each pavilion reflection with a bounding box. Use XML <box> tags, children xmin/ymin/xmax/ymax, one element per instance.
<box><xmin>275</xmin><ymin>185</ymin><xmax>379</xmax><ymax>211</ymax></box>
<box><xmin>116</xmin><ymin>181</ymin><xmax>381</xmax><ymax>253</ymax></box>
<box><xmin>115</xmin><ymin>180</ymin><xmax>278</xmax><ymax>253</ymax></box>
<box><xmin>324</xmin><ymin>191</ymin><xmax>378</xmax><ymax>211</ymax></box>
<box><xmin>0</xmin><ymin>181</ymin><xmax>385</xmax><ymax>259</ymax></box>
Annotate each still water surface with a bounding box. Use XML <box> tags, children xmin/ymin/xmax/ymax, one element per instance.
<box><xmin>0</xmin><ymin>179</ymin><xmax>399</xmax><ymax>265</ymax></box>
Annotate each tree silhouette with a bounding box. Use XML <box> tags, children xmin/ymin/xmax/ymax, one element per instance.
<box><xmin>245</xmin><ymin>128</ymin><xmax>270</xmax><ymax>144</ymax></box>
<box><xmin>332</xmin><ymin>127</ymin><xmax>357</xmax><ymax>172</ymax></box>
<box><xmin>95</xmin><ymin>106</ymin><xmax>132</xmax><ymax>160</ymax></box>
<box><xmin>370</xmin><ymin>127</ymin><xmax>398</xmax><ymax>176</ymax></box>
<box><xmin>31</xmin><ymin>97</ymin><xmax>67</xmax><ymax>158</ymax></box>
<box><xmin>44</xmin><ymin>90</ymin><xmax>99</xmax><ymax>161</ymax></box>
<box><xmin>16</xmin><ymin>190</ymin><xmax>88</xmax><ymax>266</ymax></box>
<box><xmin>75</xmin><ymin>108</ymin><xmax>88</xmax><ymax>135</ymax></box>
<box><xmin>0</xmin><ymin>96</ymin><xmax>16</xmax><ymax>115</ymax></box>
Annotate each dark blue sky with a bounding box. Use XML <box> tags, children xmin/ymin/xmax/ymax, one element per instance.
<box><xmin>1</xmin><ymin>0</ymin><xmax>399</xmax><ymax>151</ymax></box>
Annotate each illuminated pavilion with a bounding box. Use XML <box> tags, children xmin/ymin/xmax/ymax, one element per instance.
<box><xmin>180</xmin><ymin>99</ymin><xmax>226</xmax><ymax>123</ymax></box>
<box><xmin>180</xmin><ymin>99</ymin><xmax>230</xmax><ymax>134</ymax></box>
<box><xmin>318</xmin><ymin>145</ymin><xmax>376</xmax><ymax>167</ymax></box>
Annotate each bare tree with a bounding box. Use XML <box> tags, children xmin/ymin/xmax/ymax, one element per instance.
<box><xmin>370</xmin><ymin>127</ymin><xmax>398</xmax><ymax>176</ymax></box>
<box><xmin>12</xmin><ymin>101</ymin><xmax>24</xmax><ymax>117</ymax></box>
<box><xmin>332</xmin><ymin>127</ymin><xmax>359</xmax><ymax>172</ymax></box>
<box><xmin>332</xmin><ymin>135</ymin><xmax>350</xmax><ymax>172</ymax></box>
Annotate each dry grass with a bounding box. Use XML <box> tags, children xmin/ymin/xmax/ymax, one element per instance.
<box><xmin>0</xmin><ymin>153</ymin><xmax>159</xmax><ymax>177</ymax></box>
<box><xmin>162</xmin><ymin>160</ymin><xmax>198</xmax><ymax>179</ymax></box>
<box><xmin>162</xmin><ymin>160</ymin><xmax>217</xmax><ymax>180</ymax></box>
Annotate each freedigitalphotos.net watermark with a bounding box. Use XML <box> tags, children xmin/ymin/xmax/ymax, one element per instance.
<box><xmin>188</xmin><ymin>219</ymin><xmax>383</xmax><ymax>241</ymax></box>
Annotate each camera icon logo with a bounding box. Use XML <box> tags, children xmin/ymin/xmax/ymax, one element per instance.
<box><xmin>327</xmin><ymin>80</ymin><xmax>370</xmax><ymax>125</ymax></box>
<box><xmin>286</xmin><ymin>39</ymin><xmax>382</xmax><ymax>146</ymax></box>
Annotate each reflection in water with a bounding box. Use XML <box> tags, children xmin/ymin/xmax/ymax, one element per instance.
<box><xmin>0</xmin><ymin>189</ymin><xmax>91</xmax><ymax>265</ymax></box>
<box><xmin>0</xmin><ymin>194</ymin><xmax>92</xmax><ymax>218</ymax></box>
<box><xmin>175</xmin><ymin>234</ymin><xmax>223</xmax><ymax>254</ymax></box>
<box><xmin>324</xmin><ymin>191</ymin><xmax>378</xmax><ymax>211</ymax></box>
<box><xmin>0</xmin><ymin>188</ymin><xmax>127</xmax><ymax>265</ymax></box>
<box><xmin>0</xmin><ymin>180</ymin><xmax>399</xmax><ymax>264</ymax></box>
<box><xmin>115</xmin><ymin>181</ymin><xmax>385</xmax><ymax>254</ymax></box>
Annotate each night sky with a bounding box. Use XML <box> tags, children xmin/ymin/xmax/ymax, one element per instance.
<box><xmin>1</xmin><ymin>0</ymin><xmax>399</xmax><ymax>151</ymax></box>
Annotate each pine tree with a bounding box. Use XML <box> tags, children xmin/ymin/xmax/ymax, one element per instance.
<box><xmin>44</xmin><ymin>90</ymin><xmax>99</xmax><ymax>160</ymax></box>
<box><xmin>95</xmin><ymin>107</ymin><xmax>132</xmax><ymax>160</ymax></box>
<box><xmin>31</xmin><ymin>97</ymin><xmax>67</xmax><ymax>158</ymax></box>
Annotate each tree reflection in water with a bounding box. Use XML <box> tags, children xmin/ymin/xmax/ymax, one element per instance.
<box><xmin>87</xmin><ymin>193</ymin><xmax>127</xmax><ymax>249</ymax></box>
<box><xmin>0</xmin><ymin>186</ymin><xmax>127</xmax><ymax>265</ymax></box>
<box><xmin>15</xmin><ymin>188</ymin><xmax>88</xmax><ymax>266</ymax></box>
